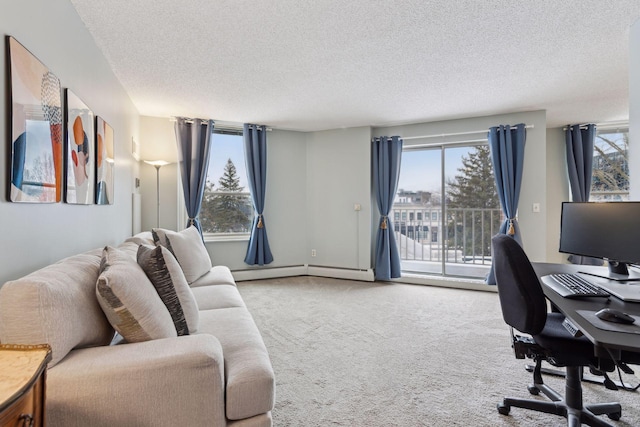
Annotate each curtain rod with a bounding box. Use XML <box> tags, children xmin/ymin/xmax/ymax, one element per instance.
<box><xmin>402</xmin><ymin>124</ymin><xmax>534</xmax><ymax>141</ymax></box>
<box><xmin>562</xmin><ymin>121</ymin><xmax>628</xmax><ymax>131</ymax></box>
<box><xmin>403</xmin><ymin>138</ymin><xmax>489</xmax><ymax>150</ymax></box>
<box><xmin>169</xmin><ymin>117</ymin><xmax>272</xmax><ymax>131</ymax></box>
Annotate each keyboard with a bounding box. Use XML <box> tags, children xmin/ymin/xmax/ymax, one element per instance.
<box><xmin>547</xmin><ymin>273</ymin><xmax>610</xmax><ymax>298</ymax></box>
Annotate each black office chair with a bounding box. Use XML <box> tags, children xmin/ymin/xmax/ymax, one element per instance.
<box><xmin>491</xmin><ymin>234</ymin><xmax>621</xmax><ymax>427</ymax></box>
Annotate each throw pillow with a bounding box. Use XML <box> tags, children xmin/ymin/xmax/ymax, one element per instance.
<box><xmin>152</xmin><ymin>226</ymin><xmax>212</xmax><ymax>283</ymax></box>
<box><xmin>137</xmin><ymin>244</ymin><xmax>199</xmax><ymax>334</ymax></box>
<box><xmin>96</xmin><ymin>246</ymin><xmax>177</xmax><ymax>342</ymax></box>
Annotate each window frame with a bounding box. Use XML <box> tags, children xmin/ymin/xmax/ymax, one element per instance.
<box><xmin>177</xmin><ymin>126</ymin><xmax>253</xmax><ymax>242</ymax></box>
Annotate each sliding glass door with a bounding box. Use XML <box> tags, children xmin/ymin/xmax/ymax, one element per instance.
<box><xmin>392</xmin><ymin>143</ymin><xmax>501</xmax><ymax>279</ymax></box>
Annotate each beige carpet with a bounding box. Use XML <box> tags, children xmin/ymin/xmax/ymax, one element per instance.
<box><xmin>237</xmin><ymin>277</ymin><xmax>640</xmax><ymax>426</ymax></box>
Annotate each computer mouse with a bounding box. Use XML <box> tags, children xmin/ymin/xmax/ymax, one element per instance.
<box><xmin>595</xmin><ymin>308</ymin><xmax>636</xmax><ymax>324</ymax></box>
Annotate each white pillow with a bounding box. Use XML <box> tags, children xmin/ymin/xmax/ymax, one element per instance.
<box><xmin>96</xmin><ymin>246</ymin><xmax>177</xmax><ymax>342</ymax></box>
<box><xmin>137</xmin><ymin>245</ymin><xmax>199</xmax><ymax>334</ymax></box>
<box><xmin>152</xmin><ymin>226</ymin><xmax>212</xmax><ymax>283</ymax></box>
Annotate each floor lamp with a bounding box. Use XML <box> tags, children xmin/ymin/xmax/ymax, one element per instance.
<box><xmin>144</xmin><ymin>160</ymin><xmax>171</xmax><ymax>228</ymax></box>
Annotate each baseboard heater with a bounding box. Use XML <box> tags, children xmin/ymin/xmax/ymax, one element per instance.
<box><xmin>232</xmin><ymin>265</ymin><xmax>374</xmax><ymax>282</ymax></box>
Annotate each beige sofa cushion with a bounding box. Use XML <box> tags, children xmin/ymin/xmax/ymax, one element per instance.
<box><xmin>192</xmin><ymin>285</ymin><xmax>246</xmax><ymax>310</ymax></box>
<box><xmin>124</xmin><ymin>231</ymin><xmax>154</xmax><ymax>246</ymax></box>
<box><xmin>0</xmin><ymin>252</ymin><xmax>114</xmax><ymax>367</ymax></box>
<box><xmin>96</xmin><ymin>246</ymin><xmax>177</xmax><ymax>342</ymax></box>
<box><xmin>152</xmin><ymin>226</ymin><xmax>212</xmax><ymax>283</ymax></box>
<box><xmin>198</xmin><ymin>307</ymin><xmax>275</xmax><ymax>420</ymax></box>
<box><xmin>190</xmin><ymin>265</ymin><xmax>236</xmax><ymax>288</ymax></box>
<box><xmin>137</xmin><ymin>245</ymin><xmax>199</xmax><ymax>334</ymax></box>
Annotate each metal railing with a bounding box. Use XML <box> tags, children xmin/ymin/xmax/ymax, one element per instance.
<box><xmin>391</xmin><ymin>207</ymin><xmax>503</xmax><ymax>267</ymax></box>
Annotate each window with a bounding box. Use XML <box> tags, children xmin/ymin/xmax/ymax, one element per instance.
<box><xmin>392</xmin><ymin>144</ymin><xmax>501</xmax><ymax>279</ymax></box>
<box><xmin>590</xmin><ymin>127</ymin><xmax>629</xmax><ymax>201</ymax></box>
<box><xmin>409</xmin><ymin>212</ymin><xmax>414</xmax><ymax>221</ymax></box>
<box><xmin>394</xmin><ymin>212</ymin><xmax>400</xmax><ymax>221</ymax></box>
<box><xmin>200</xmin><ymin>130</ymin><xmax>253</xmax><ymax>237</ymax></box>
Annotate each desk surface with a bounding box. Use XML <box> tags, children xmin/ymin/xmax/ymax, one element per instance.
<box><xmin>534</xmin><ymin>263</ymin><xmax>640</xmax><ymax>355</ymax></box>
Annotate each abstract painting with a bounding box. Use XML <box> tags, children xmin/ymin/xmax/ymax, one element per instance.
<box><xmin>64</xmin><ymin>89</ymin><xmax>95</xmax><ymax>204</ymax></box>
<box><xmin>8</xmin><ymin>36</ymin><xmax>63</xmax><ymax>203</ymax></box>
<box><xmin>95</xmin><ymin>116</ymin><xmax>114</xmax><ymax>204</ymax></box>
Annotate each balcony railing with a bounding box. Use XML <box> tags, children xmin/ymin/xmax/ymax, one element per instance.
<box><xmin>391</xmin><ymin>207</ymin><xmax>504</xmax><ymax>277</ymax></box>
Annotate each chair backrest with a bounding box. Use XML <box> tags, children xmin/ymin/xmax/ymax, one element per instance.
<box><xmin>491</xmin><ymin>234</ymin><xmax>547</xmax><ymax>335</ymax></box>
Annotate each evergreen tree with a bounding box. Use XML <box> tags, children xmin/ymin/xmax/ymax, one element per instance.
<box><xmin>210</xmin><ymin>159</ymin><xmax>251</xmax><ymax>232</ymax></box>
<box><xmin>447</xmin><ymin>145</ymin><xmax>499</xmax><ymax>209</ymax></box>
<box><xmin>445</xmin><ymin>145</ymin><xmax>501</xmax><ymax>258</ymax></box>
<box><xmin>199</xmin><ymin>180</ymin><xmax>217</xmax><ymax>233</ymax></box>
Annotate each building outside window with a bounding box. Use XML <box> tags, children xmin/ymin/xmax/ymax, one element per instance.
<box><xmin>590</xmin><ymin>126</ymin><xmax>629</xmax><ymax>201</ymax></box>
<box><xmin>199</xmin><ymin>130</ymin><xmax>253</xmax><ymax>238</ymax></box>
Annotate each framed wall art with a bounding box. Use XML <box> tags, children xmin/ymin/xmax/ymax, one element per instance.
<box><xmin>95</xmin><ymin>116</ymin><xmax>114</xmax><ymax>205</ymax></box>
<box><xmin>64</xmin><ymin>89</ymin><xmax>95</xmax><ymax>204</ymax></box>
<box><xmin>7</xmin><ymin>36</ymin><xmax>63</xmax><ymax>203</ymax></box>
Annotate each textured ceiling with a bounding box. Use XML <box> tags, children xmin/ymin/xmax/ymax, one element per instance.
<box><xmin>70</xmin><ymin>0</ymin><xmax>640</xmax><ymax>131</ymax></box>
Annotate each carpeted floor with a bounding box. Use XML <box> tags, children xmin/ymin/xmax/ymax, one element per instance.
<box><xmin>237</xmin><ymin>277</ymin><xmax>640</xmax><ymax>426</ymax></box>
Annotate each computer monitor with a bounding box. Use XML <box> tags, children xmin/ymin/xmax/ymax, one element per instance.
<box><xmin>559</xmin><ymin>201</ymin><xmax>640</xmax><ymax>281</ymax></box>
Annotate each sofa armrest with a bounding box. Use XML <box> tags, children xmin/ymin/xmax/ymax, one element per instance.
<box><xmin>47</xmin><ymin>334</ymin><xmax>227</xmax><ymax>427</ymax></box>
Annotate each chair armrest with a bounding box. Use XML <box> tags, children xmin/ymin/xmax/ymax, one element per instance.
<box><xmin>47</xmin><ymin>334</ymin><xmax>227</xmax><ymax>427</ymax></box>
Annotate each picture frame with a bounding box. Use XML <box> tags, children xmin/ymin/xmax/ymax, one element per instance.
<box><xmin>95</xmin><ymin>116</ymin><xmax>114</xmax><ymax>205</ymax></box>
<box><xmin>7</xmin><ymin>36</ymin><xmax>63</xmax><ymax>203</ymax></box>
<box><xmin>64</xmin><ymin>89</ymin><xmax>95</xmax><ymax>204</ymax></box>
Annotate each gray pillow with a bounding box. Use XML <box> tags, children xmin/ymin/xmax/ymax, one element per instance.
<box><xmin>152</xmin><ymin>226</ymin><xmax>212</xmax><ymax>283</ymax></box>
<box><xmin>96</xmin><ymin>246</ymin><xmax>177</xmax><ymax>342</ymax></box>
<box><xmin>137</xmin><ymin>244</ymin><xmax>199</xmax><ymax>334</ymax></box>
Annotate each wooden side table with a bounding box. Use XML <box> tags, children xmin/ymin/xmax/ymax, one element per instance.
<box><xmin>0</xmin><ymin>344</ymin><xmax>52</xmax><ymax>427</ymax></box>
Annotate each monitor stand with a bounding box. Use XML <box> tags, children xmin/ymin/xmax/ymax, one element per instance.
<box><xmin>579</xmin><ymin>262</ymin><xmax>640</xmax><ymax>282</ymax></box>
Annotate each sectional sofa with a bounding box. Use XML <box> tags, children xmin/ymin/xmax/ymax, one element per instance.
<box><xmin>0</xmin><ymin>228</ymin><xmax>275</xmax><ymax>426</ymax></box>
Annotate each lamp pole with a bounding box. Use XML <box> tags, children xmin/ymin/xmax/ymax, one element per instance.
<box><xmin>144</xmin><ymin>160</ymin><xmax>170</xmax><ymax>228</ymax></box>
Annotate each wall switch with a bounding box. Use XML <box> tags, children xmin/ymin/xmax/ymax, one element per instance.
<box><xmin>311</xmin><ymin>249</ymin><xmax>317</xmax><ymax>257</ymax></box>
<box><xmin>354</xmin><ymin>203</ymin><xmax>361</xmax><ymax>211</ymax></box>
<box><xmin>532</xmin><ymin>203</ymin><xmax>541</xmax><ymax>213</ymax></box>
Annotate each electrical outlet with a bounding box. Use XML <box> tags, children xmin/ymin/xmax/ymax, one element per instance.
<box><xmin>311</xmin><ymin>249</ymin><xmax>317</xmax><ymax>257</ymax></box>
<box><xmin>532</xmin><ymin>203</ymin><xmax>541</xmax><ymax>213</ymax></box>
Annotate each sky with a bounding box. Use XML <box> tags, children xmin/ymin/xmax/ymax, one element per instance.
<box><xmin>397</xmin><ymin>146</ymin><xmax>469</xmax><ymax>194</ymax></box>
<box><xmin>207</xmin><ymin>133</ymin><xmax>248</xmax><ymax>189</ymax></box>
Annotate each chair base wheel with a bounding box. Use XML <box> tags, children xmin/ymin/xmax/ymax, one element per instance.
<box><xmin>607</xmin><ymin>411</ymin><xmax>621</xmax><ymax>421</ymax></box>
<box><xmin>527</xmin><ymin>385</ymin><xmax>540</xmax><ymax>395</ymax></box>
<box><xmin>497</xmin><ymin>403</ymin><xmax>510</xmax><ymax>415</ymax></box>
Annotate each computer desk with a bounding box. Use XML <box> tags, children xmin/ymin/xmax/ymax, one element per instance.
<box><xmin>533</xmin><ymin>262</ymin><xmax>640</xmax><ymax>360</ymax></box>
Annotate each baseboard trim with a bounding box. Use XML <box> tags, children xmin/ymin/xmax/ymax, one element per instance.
<box><xmin>232</xmin><ymin>265</ymin><xmax>490</xmax><ymax>291</ymax></box>
<box><xmin>306</xmin><ymin>266</ymin><xmax>375</xmax><ymax>282</ymax></box>
<box><xmin>232</xmin><ymin>265</ymin><xmax>375</xmax><ymax>282</ymax></box>
<box><xmin>232</xmin><ymin>266</ymin><xmax>308</xmax><ymax>282</ymax></box>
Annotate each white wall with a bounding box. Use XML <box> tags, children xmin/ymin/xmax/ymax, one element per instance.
<box><xmin>545</xmin><ymin>127</ymin><xmax>571</xmax><ymax>263</ymax></box>
<box><xmin>138</xmin><ymin>122</ymin><xmax>373</xmax><ymax>273</ymax></box>
<box><xmin>630</xmin><ymin>19</ymin><xmax>640</xmax><ymax>200</ymax></box>
<box><xmin>0</xmin><ymin>0</ymin><xmax>140</xmax><ymax>284</ymax></box>
<box><xmin>373</xmin><ymin>110</ymin><xmax>553</xmax><ymax>263</ymax></box>
<box><xmin>213</xmin><ymin>129</ymin><xmax>308</xmax><ymax>270</ymax></box>
<box><xmin>305</xmin><ymin>127</ymin><xmax>372</xmax><ymax>270</ymax></box>
<box><xmin>139</xmin><ymin>116</ymin><xmax>179</xmax><ymax>231</ymax></box>
<box><xmin>137</xmin><ymin>120</ymin><xmax>310</xmax><ymax>271</ymax></box>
